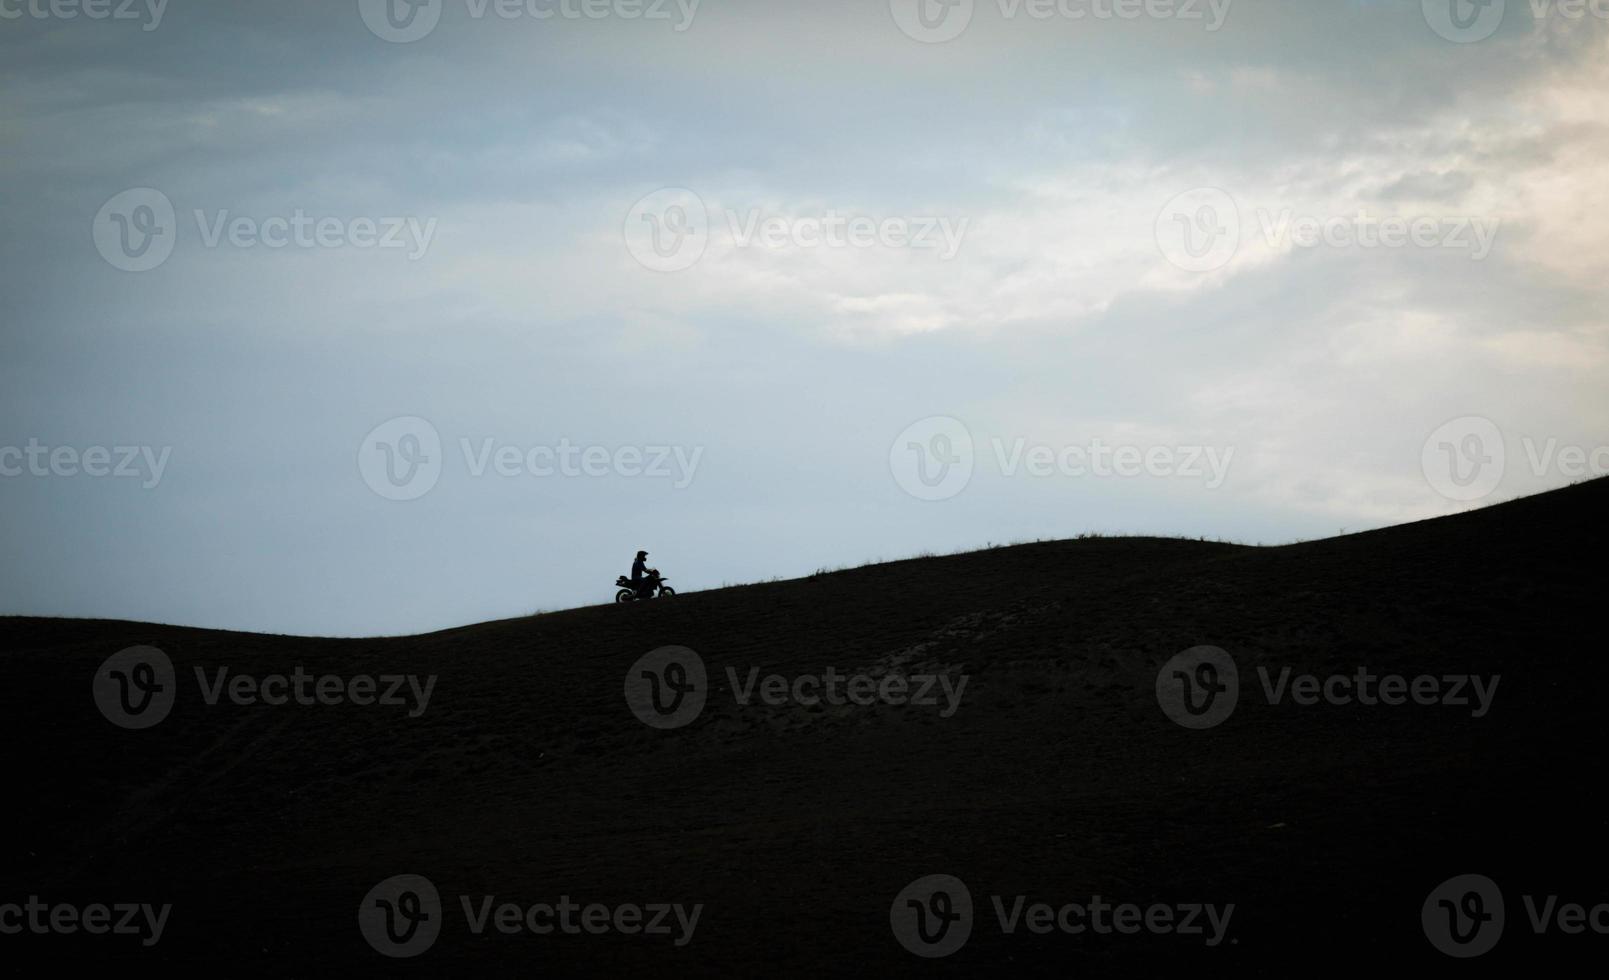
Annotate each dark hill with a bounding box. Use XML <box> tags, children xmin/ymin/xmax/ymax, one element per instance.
<box><xmin>4</xmin><ymin>479</ymin><xmax>1606</xmax><ymax>974</ymax></box>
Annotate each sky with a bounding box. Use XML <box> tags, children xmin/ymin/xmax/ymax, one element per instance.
<box><xmin>2</xmin><ymin>0</ymin><xmax>1606</xmax><ymax>636</ymax></box>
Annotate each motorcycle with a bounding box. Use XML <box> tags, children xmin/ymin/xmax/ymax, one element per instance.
<box><xmin>615</xmin><ymin>569</ymin><xmax>675</xmax><ymax>603</ymax></box>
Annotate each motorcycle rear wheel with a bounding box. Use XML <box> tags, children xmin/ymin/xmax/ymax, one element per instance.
<box><xmin>615</xmin><ymin>589</ymin><xmax>635</xmax><ymax>604</ymax></box>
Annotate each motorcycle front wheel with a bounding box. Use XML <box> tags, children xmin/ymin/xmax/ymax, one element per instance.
<box><xmin>658</xmin><ymin>588</ymin><xmax>676</xmax><ymax>598</ymax></box>
<box><xmin>615</xmin><ymin>589</ymin><xmax>636</xmax><ymax>603</ymax></box>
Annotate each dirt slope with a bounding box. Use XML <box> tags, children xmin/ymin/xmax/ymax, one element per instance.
<box><xmin>3</xmin><ymin>479</ymin><xmax>1605</xmax><ymax>974</ymax></box>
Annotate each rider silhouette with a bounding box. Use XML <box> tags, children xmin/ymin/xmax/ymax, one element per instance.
<box><xmin>631</xmin><ymin>550</ymin><xmax>650</xmax><ymax>596</ymax></box>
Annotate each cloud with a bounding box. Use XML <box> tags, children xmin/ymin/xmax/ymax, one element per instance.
<box><xmin>3</xmin><ymin>1</ymin><xmax>1607</xmax><ymax>631</ymax></box>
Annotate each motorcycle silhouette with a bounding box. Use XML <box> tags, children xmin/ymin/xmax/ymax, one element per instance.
<box><xmin>615</xmin><ymin>568</ymin><xmax>675</xmax><ymax>603</ymax></box>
